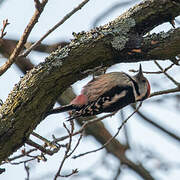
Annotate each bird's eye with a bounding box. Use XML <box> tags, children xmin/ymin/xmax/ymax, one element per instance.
<box><xmin>142</xmin><ymin>80</ymin><xmax>146</xmax><ymax>83</ymax></box>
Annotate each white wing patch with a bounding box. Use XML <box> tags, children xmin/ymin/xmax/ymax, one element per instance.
<box><xmin>103</xmin><ymin>90</ymin><xmax>127</xmax><ymax>107</ymax></box>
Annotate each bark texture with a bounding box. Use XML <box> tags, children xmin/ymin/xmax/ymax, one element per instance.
<box><xmin>0</xmin><ymin>0</ymin><xmax>180</xmax><ymax>163</ymax></box>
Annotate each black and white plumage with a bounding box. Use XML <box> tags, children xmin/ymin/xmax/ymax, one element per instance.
<box><xmin>47</xmin><ymin>65</ymin><xmax>150</xmax><ymax>118</ymax></box>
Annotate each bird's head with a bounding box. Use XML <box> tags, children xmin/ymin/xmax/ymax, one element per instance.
<box><xmin>133</xmin><ymin>64</ymin><xmax>151</xmax><ymax>101</ymax></box>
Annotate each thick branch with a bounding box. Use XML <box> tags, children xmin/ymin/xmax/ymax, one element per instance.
<box><xmin>0</xmin><ymin>0</ymin><xmax>180</xmax><ymax>163</ymax></box>
<box><xmin>142</xmin><ymin>28</ymin><xmax>180</xmax><ymax>60</ymax></box>
<box><xmin>1</xmin><ymin>40</ymin><xmax>154</xmax><ymax>180</ymax></box>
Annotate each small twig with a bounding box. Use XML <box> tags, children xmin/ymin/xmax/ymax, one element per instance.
<box><xmin>68</xmin><ymin>131</ymin><xmax>83</xmax><ymax>157</ymax></box>
<box><xmin>59</xmin><ymin>169</ymin><xmax>78</xmax><ymax>178</ymax></box>
<box><xmin>0</xmin><ymin>19</ymin><xmax>10</xmax><ymax>39</ymax></box>
<box><xmin>129</xmin><ymin>63</ymin><xmax>174</xmax><ymax>74</ymax></box>
<box><xmin>120</xmin><ymin>110</ymin><xmax>130</xmax><ymax>147</ymax></box>
<box><xmin>26</xmin><ymin>139</ymin><xmax>59</xmax><ymax>156</ymax></box>
<box><xmin>154</xmin><ymin>60</ymin><xmax>180</xmax><ymax>87</ymax></box>
<box><xmin>3</xmin><ymin>144</ymin><xmax>51</xmax><ymax>165</ymax></box>
<box><xmin>0</xmin><ymin>0</ymin><xmax>48</xmax><ymax>76</ymax></box>
<box><xmin>31</xmin><ymin>131</ymin><xmax>58</xmax><ymax>149</ymax></box>
<box><xmin>113</xmin><ymin>166</ymin><xmax>121</xmax><ymax>180</ymax></box>
<box><xmin>24</xmin><ymin>162</ymin><xmax>30</xmax><ymax>180</ymax></box>
<box><xmin>19</xmin><ymin>0</ymin><xmax>90</xmax><ymax>58</ymax></box>
<box><xmin>0</xmin><ymin>149</ymin><xmax>37</xmax><ymax>165</ymax></box>
<box><xmin>7</xmin><ymin>157</ymin><xmax>36</xmax><ymax>165</ymax></box>
<box><xmin>129</xmin><ymin>69</ymin><xmax>162</xmax><ymax>74</ymax></box>
<box><xmin>72</xmin><ymin>102</ymin><xmax>142</xmax><ymax>159</ymax></box>
<box><xmin>24</xmin><ymin>150</ymin><xmax>47</xmax><ymax>162</ymax></box>
<box><xmin>164</xmin><ymin>63</ymin><xmax>175</xmax><ymax>71</ymax></box>
<box><xmin>54</xmin><ymin>121</ymin><xmax>75</xmax><ymax>180</ymax></box>
<box><xmin>54</xmin><ymin>120</ymin><xmax>82</xmax><ymax>179</ymax></box>
<box><xmin>150</xmin><ymin>87</ymin><xmax>180</xmax><ymax>97</ymax></box>
<box><xmin>53</xmin><ymin>112</ymin><xmax>116</xmax><ymax>142</ymax></box>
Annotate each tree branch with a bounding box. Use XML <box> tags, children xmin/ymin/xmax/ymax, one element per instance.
<box><xmin>0</xmin><ymin>0</ymin><xmax>180</xmax><ymax>164</ymax></box>
<box><xmin>18</xmin><ymin>0</ymin><xmax>90</xmax><ymax>58</ymax></box>
<box><xmin>0</xmin><ymin>0</ymin><xmax>48</xmax><ymax>76</ymax></box>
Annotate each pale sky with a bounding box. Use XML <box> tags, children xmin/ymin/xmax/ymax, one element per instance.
<box><xmin>0</xmin><ymin>0</ymin><xmax>180</xmax><ymax>180</ymax></box>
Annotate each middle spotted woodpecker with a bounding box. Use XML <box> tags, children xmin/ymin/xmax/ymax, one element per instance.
<box><xmin>47</xmin><ymin>65</ymin><xmax>150</xmax><ymax>118</ymax></box>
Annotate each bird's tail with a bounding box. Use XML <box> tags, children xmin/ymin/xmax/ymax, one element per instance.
<box><xmin>46</xmin><ymin>104</ymin><xmax>75</xmax><ymax>116</ymax></box>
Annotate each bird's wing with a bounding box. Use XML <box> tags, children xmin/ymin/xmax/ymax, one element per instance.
<box><xmin>82</xmin><ymin>72</ymin><xmax>132</xmax><ymax>102</ymax></box>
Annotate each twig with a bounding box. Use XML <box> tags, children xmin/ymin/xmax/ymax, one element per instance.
<box><xmin>129</xmin><ymin>69</ymin><xmax>162</xmax><ymax>74</ymax></box>
<box><xmin>68</xmin><ymin>131</ymin><xmax>83</xmax><ymax>157</ymax></box>
<box><xmin>54</xmin><ymin>121</ymin><xmax>75</xmax><ymax>180</ymax></box>
<box><xmin>154</xmin><ymin>60</ymin><xmax>180</xmax><ymax>87</ymax></box>
<box><xmin>54</xmin><ymin>120</ymin><xmax>82</xmax><ymax>179</ymax></box>
<box><xmin>120</xmin><ymin>110</ymin><xmax>130</xmax><ymax>147</ymax></box>
<box><xmin>31</xmin><ymin>131</ymin><xmax>58</xmax><ymax>149</ymax></box>
<box><xmin>6</xmin><ymin>157</ymin><xmax>36</xmax><ymax>165</ymax></box>
<box><xmin>0</xmin><ymin>149</ymin><xmax>37</xmax><ymax>165</ymax></box>
<box><xmin>0</xmin><ymin>0</ymin><xmax>48</xmax><ymax>76</ymax></box>
<box><xmin>164</xmin><ymin>63</ymin><xmax>175</xmax><ymax>71</ymax></box>
<box><xmin>5</xmin><ymin>146</ymin><xmax>48</xmax><ymax>164</ymax></box>
<box><xmin>26</xmin><ymin>139</ymin><xmax>59</xmax><ymax>156</ymax></box>
<box><xmin>0</xmin><ymin>19</ymin><xmax>10</xmax><ymax>39</ymax></box>
<box><xmin>113</xmin><ymin>166</ymin><xmax>121</xmax><ymax>180</ymax></box>
<box><xmin>72</xmin><ymin>102</ymin><xmax>142</xmax><ymax>159</ymax></box>
<box><xmin>53</xmin><ymin>112</ymin><xmax>116</xmax><ymax>142</ymax></box>
<box><xmin>2</xmin><ymin>143</ymin><xmax>53</xmax><ymax>166</ymax></box>
<box><xmin>150</xmin><ymin>87</ymin><xmax>180</xmax><ymax>97</ymax></box>
<box><xmin>59</xmin><ymin>169</ymin><xmax>78</xmax><ymax>178</ymax></box>
<box><xmin>129</xmin><ymin>63</ymin><xmax>174</xmax><ymax>74</ymax></box>
<box><xmin>24</xmin><ymin>162</ymin><xmax>30</xmax><ymax>180</ymax></box>
<box><xmin>19</xmin><ymin>0</ymin><xmax>90</xmax><ymax>58</ymax></box>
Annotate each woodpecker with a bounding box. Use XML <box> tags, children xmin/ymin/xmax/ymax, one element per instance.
<box><xmin>47</xmin><ymin>65</ymin><xmax>150</xmax><ymax>118</ymax></box>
